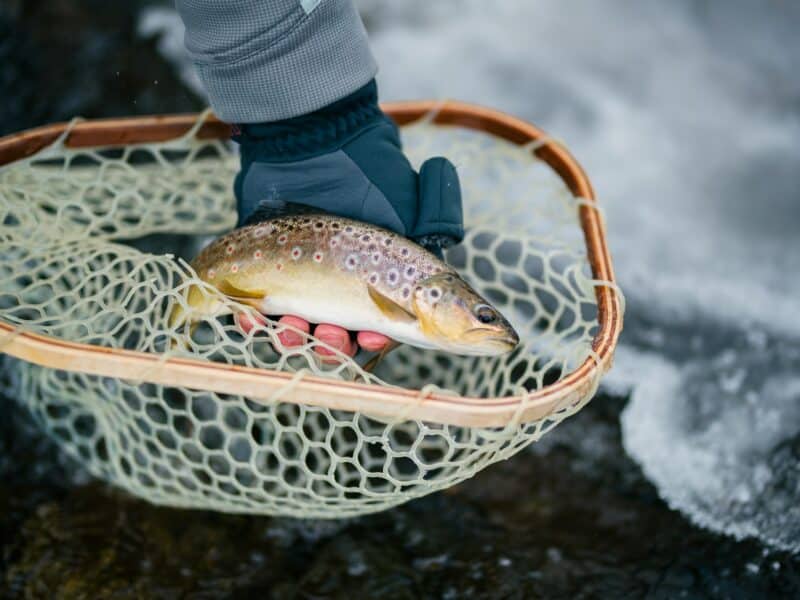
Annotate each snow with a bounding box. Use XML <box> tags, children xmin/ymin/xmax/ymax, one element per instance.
<box><xmin>615</xmin><ymin>343</ymin><xmax>800</xmax><ymax>552</ymax></box>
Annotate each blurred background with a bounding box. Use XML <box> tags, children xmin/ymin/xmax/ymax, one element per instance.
<box><xmin>1</xmin><ymin>0</ymin><xmax>799</xmax><ymax>597</ymax></box>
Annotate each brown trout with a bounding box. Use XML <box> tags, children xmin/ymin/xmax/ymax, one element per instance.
<box><xmin>171</xmin><ymin>204</ymin><xmax>519</xmax><ymax>356</ymax></box>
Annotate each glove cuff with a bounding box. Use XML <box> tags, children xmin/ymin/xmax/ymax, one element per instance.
<box><xmin>233</xmin><ymin>80</ymin><xmax>384</xmax><ymax>162</ymax></box>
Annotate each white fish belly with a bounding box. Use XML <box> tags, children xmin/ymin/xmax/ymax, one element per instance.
<box><xmin>257</xmin><ymin>282</ymin><xmax>432</xmax><ymax>348</ymax></box>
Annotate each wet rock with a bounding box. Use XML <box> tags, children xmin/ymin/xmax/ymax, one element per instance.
<box><xmin>3</xmin><ymin>485</ymin><xmax>291</xmax><ymax>598</ymax></box>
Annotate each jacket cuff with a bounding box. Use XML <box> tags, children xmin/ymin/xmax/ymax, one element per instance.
<box><xmin>233</xmin><ymin>80</ymin><xmax>384</xmax><ymax>160</ymax></box>
<box><xmin>185</xmin><ymin>0</ymin><xmax>378</xmax><ymax>123</ymax></box>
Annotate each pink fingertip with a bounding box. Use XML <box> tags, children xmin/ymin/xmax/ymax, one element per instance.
<box><xmin>357</xmin><ymin>330</ymin><xmax>392</xmax><ymax>352</ymax></box>
<box><xmin>277</xmin><ymin>315</ymin><xmax>310</xmax><ymax>347</ymax></box>
<box><xmin>315</xmin><ymin>324</ymin><xmax>356</xmax><ymax>362</ymax></box>
<box><xmin>237</xmin><ymin>312</ymin><xmax>267</xmax><ymax>334</ymax></box>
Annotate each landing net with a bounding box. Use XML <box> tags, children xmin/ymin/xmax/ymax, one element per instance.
<box><xmin>0</xmin><ymin>109</ymin><xmax>620</xmax><ymax>517</ymax></box>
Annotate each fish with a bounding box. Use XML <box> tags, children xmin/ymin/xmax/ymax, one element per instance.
<box><xmin>170</xmin><ymin>202</ymin><xmax>519</xmax><ymax>356</ymax></box>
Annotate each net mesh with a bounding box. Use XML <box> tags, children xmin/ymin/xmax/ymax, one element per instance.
<box><xmin>0</xmin><ymin>111</ymin><xmax>611</xmax><ymax>517</ymax></box>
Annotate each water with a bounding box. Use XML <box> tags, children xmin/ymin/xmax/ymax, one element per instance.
<box><xmin>1</xmin><ymin>0</ymin><xmax>800</xmax><ymax>596</ymax></box>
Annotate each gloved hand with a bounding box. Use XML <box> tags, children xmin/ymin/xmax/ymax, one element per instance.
<box><xmin>230</xmin><ymin>79</ymin><xmax>464</xmax><ymax>359</ymax></box>
<box><xmin>232</xmin><ymin>79</ymin><xmax>464</xmax><ymax>257</ymax></box>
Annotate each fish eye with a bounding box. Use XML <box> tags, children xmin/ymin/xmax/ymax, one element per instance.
<box><xmin>474</xmin><ymin>304</ymin><xmax>497</xmax><ymax>324</ymax></box>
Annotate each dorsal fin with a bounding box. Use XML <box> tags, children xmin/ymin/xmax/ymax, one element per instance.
<box><xmin>242</xmin><ymin>200</ymin><xmax>331</xmax><ymax>226</ymax></box>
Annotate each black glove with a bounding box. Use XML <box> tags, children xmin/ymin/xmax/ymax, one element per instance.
<box><xmin>232</xmin><ymin>79</ymin><xmax>463</xmax><ymax>255</ymax></box>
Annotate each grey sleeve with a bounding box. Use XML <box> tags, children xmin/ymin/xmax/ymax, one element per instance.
<box><xmin>175</xmin><ymin>0</ymin><xmax>378</xmax><ymax>123</ymax></box>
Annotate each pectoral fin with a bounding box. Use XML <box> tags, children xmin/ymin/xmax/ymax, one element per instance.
<box><xmin>363</xmin><ymin>340</ymin><xmax>400</xmax><ymax>372</ymax></box>
<box><xmin>217</xmin><ymin>278</ymin><xmax>267</xmax><ymax>308</ymax></box>
<box><xmin>368</xmin><ymin>285</ymin><xmax>417</xmax><ymax>322</ymax></box>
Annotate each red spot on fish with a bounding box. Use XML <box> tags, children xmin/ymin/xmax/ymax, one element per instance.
<box><xmin>313</xmin><ymin>252</ymin><xmax>323</xmax><ymax>263</ymax></box>
<box><xmin>278</xmin><ymin>234</ymin><xmax>288</xmax><ymax>245</ymax></box>
<box><xmin>276</xmin><ymin>263</ymin><xmax>283</xmax><ymax>271</ymax></box>
<box><xmin>231</xmin><ymin>263</ymin><xmax>239</xmax><ymax>273</ymax></box>
<box><xmin>254</xmin><ymin>250</ymin><xmax>262</xmax><ymax>259</ymax></box>
<box><xmin>291</xmin><ymin>247</ymin><xmax>303</xmax><ymax>260</ymax></box>
<box><xmin>226</xmin><ymin>245</ymin><xmax>235</xmax><ymax>255</ymax></box>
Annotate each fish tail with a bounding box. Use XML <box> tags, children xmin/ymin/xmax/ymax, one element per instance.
<box><xmin>168</xmin><ymin>284</ymin><xmax>217</xmax><ymax>349</ymax></box>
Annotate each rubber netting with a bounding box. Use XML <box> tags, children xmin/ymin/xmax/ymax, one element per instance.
<box><xmin>0</xmin><ymin>111</ymin><xmax>614</xmax><ymax>517</ymax></box>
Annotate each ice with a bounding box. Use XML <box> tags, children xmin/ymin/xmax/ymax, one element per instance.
<box><xmin>615</xmin><ymin>341</ymin><xmax>800</xmax><ymax>552</ymax></box>
<box><xmin>140</xmin><ymin>0</ymin><xmax>800</xmax><ymax>550</ymax></box>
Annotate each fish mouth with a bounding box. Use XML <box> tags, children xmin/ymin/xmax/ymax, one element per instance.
<box><xmin>465</xmin><ymin>327</ymin><xmax>519</xmax><ymax>344</ymax></box>
<box><xmin>488</xmin><ymin>335</ymin><xmax>519</xmax><ymax>351</ymax></box>
<box><xmin>463</xmin><ymin>328</ymin><xmax>519</xmax><ymax>348</ymax></box>
<box><xmin>454</xmin><ymin>333</ymin><xmax>519</xmax><ymax>356</ymax></box>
